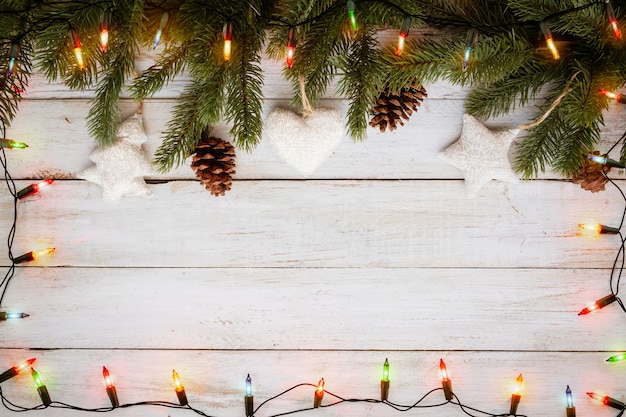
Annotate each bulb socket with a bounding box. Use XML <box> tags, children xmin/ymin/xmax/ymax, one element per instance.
<box><xmin>381</xmin><ymin>379</ymin><xmax>390</xmax><ymax>401</ymax></box>
<box><xmin>106</xmin><ymin>385</ymin><xmax>119</xmax><ymax>408</ymax></box>
<box><xmin>510</xmin><ymin>393</ymin><xmax>521</xmax><ymax>415</ymax></box>
<box><xmin>37</xmin><ymin>385</ymin><xmax>52</xmax><ymax>406</ymax></box>
<box><xmin>176</xmin><ymin>388</ymin><xmax>188</xmax><ymax>406</ymax></box>
<box><xmin>245</xmin><ymin>395</ymin><xmax>254</xmax><ymax>416</ymax></box>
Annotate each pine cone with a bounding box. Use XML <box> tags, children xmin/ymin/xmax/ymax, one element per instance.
<box><xmin>190</xmin><ymin>134</ymin><xmax>236</xmax><ymax>197</ymax></box>
<box><xmin>369</xmin><ymin>81</ymin><xmax>427</xmax><ymax>132</ymax></box>
<box><xmin>571</xmin><ymin>151</ymin><xmax>611</xmax><ymax>193</ymax></box>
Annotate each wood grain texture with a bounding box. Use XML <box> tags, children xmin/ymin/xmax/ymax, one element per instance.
<box><xmin>0</xmin><ymin>350</ymin><xmax>624</xmax><ymax>417</ymax></box>
<box><xmin>1</xmin><ymin>180</ymin><xmax>623</xmax><ymax>269</ymax></box>
<box><xmin>1</xmin><ymin>267</ymin><xmax>625</xmax><ymax>351</ymax></box>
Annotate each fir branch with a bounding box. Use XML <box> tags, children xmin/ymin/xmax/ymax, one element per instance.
<box><xmin>224</xmin><ymin>23</ymin><xmax>265</xmax><ymax>151</ymax></box>
<box><xmin>130</xmin><ymin>42</ymin><xmax>190</xmax><ymax>100</ymax></box>
<box><xmin>336</xmin><ymin>28</ymin><xmax>386</xmax><ymax>141</ymax></box>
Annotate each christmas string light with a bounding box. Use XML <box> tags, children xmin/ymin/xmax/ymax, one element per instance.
<box><xmin>578</xmin><ymin>223</ymin><xmax>620</xmax><ymax>236</ymax></box>
<box><xmin>510</xmin><ymin>374</ymin><xmax>523</xmax><ymax>415</ymax></box>
<box><xmin>0</xmin><ymin>138</ymin><xmax>27</xmax><ymax>149</ymax></box>
<box><xmin>102</xmin><ymin>366</ymin><xmax>119</xmax><ymax>408</ymax></box>
<box><xmin>439</xmin><ymin>359</ymin><xmax>453</xmax><ymax>401</ymax></box>
<box><xmin>223</xmin><ymin>22</ymin><xmax>233</xmax><ymax>62</ymax></box>
<box><xmin>0</xmin><ymin>311</ymin><xmax>28</xmax><ymax>320</ymax></box>
<box><xmin>313</xmin><ymin>378</ymin><xmax>324</xmax><ymax>408</ymax></box>
<box><xmin>587</xmin><ymin>152</ymin><xmax>626</xmax><ymax>168</ymax></box>
<box><xmin>566</xmin><ymin>385</ymin><xmax>576</xmax><ymax>417</ymax></box>
<box><xmin>0</xmin><ymin>358</ymin><xmax>36</xmax><ymax>384</ymax></box>
<box><xmin>286</xmin><ymin>27</ymin><xmax>296</xmax><ymax>68</ymax></box>
<box><xmin>16</xmin><ymin>178</ymin><xmax>53</xmax><ymax>199</ymax></box>
<box><xmin>12</xmin><ymin>247</ymin><xmax>55</xmax><ymax>264</ymax></box>
<box><xmin>605</xmin><ymin>0</ymin><xmax>621</xmax><ymax>40</ymax></box>
<box><xmin>606</xmin><ymin>353</ymin><xmax>626</xmax><ymax>362</ymax></box>
<box><xmin>578</xmin><ymin>293</ymin><xmax>618</xmax><ymax>315</ymax></box>
<box><xmin>587</xmin><ymin>392</ymin><xmax>626</xmax><ymax>410</ymax></box>
<box><xmin>244</xmin><ymin>373</ymin><xmax>253</xmax><ymax>417</ymax></box>
<box><xmin>31</xmin><ymin>368</ymin><xmax>51</xmax><ymax>406</ymax></box>
<box><xmin>381</xmin><ymin>358</ymin><xmax>390</xmax><ymax>401</ymax></box>
<box><xmin>68</xmin><ymin>28</ymin><xmax>85</xmax><ymax>70</ymax></box>
<box><xmin>539</xmin><ymin>21</ymin><xmax>559</xmax><ymax>60</ymax></box>
<box><xmin>395</xmin><ymin>16</ymin><xmax>411</xmax><ymax>56</ymax></box>
<box><xmin>600</xmin><ymin>89</ymin><xmax>626</xmax><ymax>104</ymax></box>
<box><xmin>346</xmin><ymin>0</ymin><xmax>357</xmax><ymax>31</ymax></box>
<box><xmin>152</xmin><ymin>12</ymin><xmax>170</xmax><ymax>49</ymax></box>
<box><xmin>172</xmin><ymin>369</ymin><xmax>188</xmax><ymax>406</ymax></box>
<box><xmin>462</xmin><ymin>28</ymin><xmax>477</xmax><ymax>71</ymax></box>
<box><xmin>100</xmin><ymin>10</ymin><xmax>110</xmax><ymax>53</ymax></box>
<box><xmin>6</xmin><ymin>43</ymin><xmax>19</xmax><ymax>78</ymax></box>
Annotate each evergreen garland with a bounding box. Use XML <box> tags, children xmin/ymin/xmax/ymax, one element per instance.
<box><xmin>0</xmin><ymin>0</ymin><xmax>625</xmax><ymax>176</ymax></box>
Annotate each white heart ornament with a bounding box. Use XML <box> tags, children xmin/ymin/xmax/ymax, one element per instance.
<box><xmin>265</xmin><ymin>107</ymin><xmax>343</xmax><ymax>176</ymax></box>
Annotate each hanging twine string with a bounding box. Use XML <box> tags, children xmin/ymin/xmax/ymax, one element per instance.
<box><xmin>518</xmin><ymin>71</ymin><xmax>580</xmax><ymax>130</ymax></box>
<box><xmin>299</xmin><ymin>75</ymin><xmax>314</xmax><ymax>118</ymax></box>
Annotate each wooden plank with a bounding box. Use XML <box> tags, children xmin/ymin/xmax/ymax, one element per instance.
<box><xmin>0</xmin><ymin>349</ymin><xmax>623</xmax><ymax>417</ymax></box>
<box><xmin>0</xmin><ymin>180</ymin><xmax>623</xmax><ymax>269</ymax></box>
<box><xmin>0</xmin><ymin>267</ymin><xmax>624</xmax><ymax>351</ymax></box>
<box><xmin>5</xmin><ymin>98</ymin><xmax>626</xmax><ymax>181</ymax></box>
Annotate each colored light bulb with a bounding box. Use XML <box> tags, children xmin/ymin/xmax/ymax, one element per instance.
<box><xmin>7</xmin><ymin>43</ymin><xmax>19</xmax><ymax>78</ymax></box>
<box><xmin>587</xmin><ymin>392</ymin><xmax>626</xmax><ymax>410</ymax></box>
<box><xmin>223</xmin><ymin>22</ymin><xmax>233</xmax><ymax>62</ymax></box>
<box><xmin>600</xmin><ymin>89</ymin><xmax>626</xmax><ymax>104</ymax></box>
<box><xmin>100</xmin><ymin>10</ymin><xmax>110</xmax><ymax>53</ymax></box>
<box><xmin>539</xmin><ymin>22</ymin><xmax>559</xmax><ymax>60</ymax></box>
<box><xmin>578</xmin><ymin>293</ymin><xmax>618</xmax><ymax>315</ymax></box>
<box><xmin>314</xmin><ymin>378</ymin><xmax>324</xmax><ymax>408</ymax></box>
<box><xmin>0</xmin><ymin>358</ymin><xmax>36</xmax><ymax>383</ymax></box>
<box><xmin>0</xmin><ymin>138</ymin><xmax>28</xmax><ymax>149</ymax></box>
<box><xmin>152</xmin><ymin>12</ymin><xmax>169</xmax><ymax>49</ymax></box>
<box><xmin>395</xmin><ymin>16</ymin><xmax>412</xmax><ymax>56</ymax></box>
<box><xmin>463</xmin><ymin>28</ymin><xmax>477</xmax><ymax>71</ymax></box>
<box><xmin>578</xmin><ymin>223</ymin><xmax>620</xmax><ymax>236</ymax></box>
<box><xmin>607</xmin><ymin>352</ymin><xmax>626</xmax><ymax>362</ymax></box>
<box><xmin>31</xmin><ymin>368</ymin><xmax>52</xmax><ymax>406</ymax></box>
<box><xmin>587</xmin><ymin>152</ymin><xmax>626</xmax><ymax>168</ymax></box>
<box><xmin>381</xmin><ymin>358</ymin><xmax>390</xmax><ymax>401</ymax></box>
<box><xmin>16</xmin><ymin>178</ymin><xmax>54</xmax><ymax>199</ymax></box>
<box><xmin>13</xmin><ymin>247</ymin><xmax>55</xmax><ymax>264</ymax></box>
<box><xmin>0</xmin><ymin>312</ymin><xmax>29</xmax><ymax>320</ymax></box>
<box><xmin>510</xmin><ymin>374</ymin><xmax>523</xmax><ymax>415</ymax></box>
<box><xmin>68</xmin><ymin>28</ymin><xmax>85</xmax><ymax>70</ymax></box>
<box><xmin>565</xmin><ymin>386</ymin><xmax>576</xmax><ymax>417</ymax></box>
<box><xmin>102</xmin><ymin>366</ymin><xmax>119</xmax><ymax>408</ymax></box>
<box><xmin>439</xmin><ymin>359</ymin><xmax>453</xmax><ymax>401</ymax></box>
<box><xmin>606</xmin><ymin>1</ymin><xmax>621</xmax><ymax>40</ymax></box>
<box><xmin>172</xmin><ymin>369</ymin><xmax>188</xmax><ymax>406</ymax></box>
<box><xmin>347</xmin><ymin>0</ymin><xmax>357</xmax><ymax>31</ymax></box>
<box><xmin>244</xmin><ymin>374</ymin><xmax>254</xmax><ymax>417</ymax></box>
<box><xmin>286</xmin><ymin>27</ymin><xmax>296</xmax><ymax>68</ymax></box>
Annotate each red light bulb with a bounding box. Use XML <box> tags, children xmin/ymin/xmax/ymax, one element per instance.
<box><xmin>102</xmin><ymin>366</ymin><xmax>119</xmax><ymax>408</ymax></box>
<box><xmin>0</xmin><ymin>358</ymin><xmax>36</xmax><ymax>383</ymax></box>
<box><xmin>313</xmin><ymin>378</ymin><xmax>324</xmax><ymax>408</ymax></box>
<box><xmin>286</xmin><ymin>27</ymin><xmax>296</xmax><ymax>68</ymax></box>
<box><xmin>578</xmin><ymin>293</ymin><xmax>618</xmax><ymax>315</ymax></box>
<box><xmin>16</xmin><ymin>179</ymin><xmax>54</xmax><ymax>199</ymax></box>
<box><xmin>439</xmin><ymin>359</ymin><xmax>453</xmax><ymax>401</ymax></box>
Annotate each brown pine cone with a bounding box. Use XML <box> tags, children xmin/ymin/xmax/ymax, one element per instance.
<box><xmin>571</xmin><ymin>151</ymin><xmax>611</xmax><ymax>193</ymax></box>
<box><xmin>190</xmin><ymin>134</ymin><xmax>236</xmax><ymax>197</ymax></box>
<box><xmin>369</xmin><ymin>81</ymin><xmax>427</xmax><ymax>132</ymax></box>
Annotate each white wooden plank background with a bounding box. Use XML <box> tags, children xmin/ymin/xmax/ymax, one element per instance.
<box><xmin>1</xmin><ymin>40</ymin><xmax>626</xmax><ymax>417</ymax></box>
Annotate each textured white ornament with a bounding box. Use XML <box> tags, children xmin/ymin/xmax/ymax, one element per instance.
<box><xmin>77</xmin><ymin>112</ymin><xmax>154</xmax><ymax>200</ymax></box>
<box><xmin>265</xmin><ymin>107</ymin><xmax>344</xmax><ymax>176</ymax></box>
<box><xmin>439</xmin><ymin>114</ymin><xmax>520</xmax><ymax>197</ymax></box>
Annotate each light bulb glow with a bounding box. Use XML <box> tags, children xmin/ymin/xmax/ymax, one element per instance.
<box><xmin>172</xmin><ymin>369</ymin><xmax>184</xmax><ymax>392</ymax></box>
<box><xmin>578</xmin><ymin>293</ymin><xmax>618</xmax><ymax>315</ymax></box>
<box><xmin>347</xmin><ymin>0</ymin><xmax>357</xmax><ymax>31</ymax></box>
<box><xmin>566</xmin><ymin>385</ymin><xmax>574</xmax><ymax>408</ymax></box>
<box><xmin>606</xmin><ymin>352</ymin><xmax>626</xmax><ymax>362</ymax></box>
<box><xmin>223</xmin><ymin>22</ymin><xmax>233</xmax><ymax>62</ymax></box>
<box><xmin>316</xmin><ymin>378</ymin><xmax>324</xmax><ymax>393</ymax></box>
<box><xmin>286</xmin><ymin>27</ymin><xmax>296</xmax><ymax>68</ymax></box>
<box><xmin>587</xmin><ymin>392</ymin><xmax>626</xmax><ymax>410</ymax></box>
<box><xmin>152</xmin><ymin>12</ymin><xmax>169</xmax><ymax>49</ymax></box>
<box><xmin>512</xmin><ymin>374</ymin><xmax>523</xmax><ymax>395</ymax></box>
<box><xmin>2</xmin><ymin>312</ymin><xmax>29</xmax><ymax>319</ymax></box>
<box><xmin>540</xmin><ymin>22</ymin><xmax>559</xmax><ymax>60</ymax></box>
<box><xmin>103</xmin><ymin>366</ymin><xmax>113</xmax><ymax>388</ymax></box>
<box><xmin>16</xmin><ymin>358</ymin><xmax>36</xmax><ymax>373</ymax></box>
<box><xmin>462</xmin><ymin>29</ymin><xmax>477</xmax><ymax>71</ymax></box>
<box><xmin>100</xmin><ymin>11</ymin><xmax>110</xmax><ymax>52</ymax></box>
<box><xmin>382</xmin><ymin>358</ymin><xmax>390</xmax><ymax>382</ymax></box>
<box><xmin>246</xmin><ymin>374</ymin><xmax>252</xmax><ymax>397</ymax></box>
<box><xmin>586</xmin><ymin>152</ymin><xmax>626</xmax><ymax>168</ymax></box>
<box><xmin>578</xmin><ymin>223</ymin><xmax>619</xmax><ymax>236</ymax></box>
<box><xmin>0</xmin><ymin>138</ymin><xmax>28</xmax><ymax>149</ymax></box>
<box><xmin>0</xmin><ymin>358</ymin><xmax>36</xmax><ymax>384</ymax></box>
<box><xmin>69</xmin><ymin>29</ymin><xmax>85</xmax><ymax>70</ymax></box>
<box><xmin>31</xmin><ymin>368</ymin><xmax>45</xmax><ymax>388</ymax></box>
<box><xmin>7</xmin><ymin>43</ymin><xmax>19</xmax><ymax>77</ymax></box>
<box><xmin>439</xmin><ymin>359</ymin><xmax>449</xmax><ymax>381</ymax></box>
<box><xmin>396</xmin><ymin>16</ymin><xmax>411</xmax><ymax>55</ymax></box>
<box><xmin>32</xmin><ymin>247</ymin><xmax>55</xmax><ymax>260</ymax></box>
<box><xmin>606</xmin><ymin>1</ymin><xmax>621</xmax><ymax>39</ymax></box>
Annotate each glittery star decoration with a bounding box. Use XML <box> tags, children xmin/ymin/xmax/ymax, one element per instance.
<box><xmin>77</xmin><ymin>112</ymin><xmax>154</xmax><ymax>200</ymax></box>
<box><xmin>439</xmin><ymin>114</ymin><xmax>520</xmax><ymax>197</ymax></box>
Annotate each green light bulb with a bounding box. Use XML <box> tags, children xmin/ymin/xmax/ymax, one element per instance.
<box><xmin>607</xmin><ymin>352</ymin><xmax>626</xmax><ymax>362</ymax></box>
<box><xmin>31</xmin><ymin>368</ymin><xmax>44</xmax><ymax>388</ymax></box>
<box><xmin>382</xmin><ymin>358</ymin><xmax>390</xmax><ymax>382</ymax></box>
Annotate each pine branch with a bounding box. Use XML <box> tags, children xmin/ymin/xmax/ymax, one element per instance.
<box><xmin>130</xmin><ymin>42</ymin><xmax>190</xmax><ymax>100</ymax></box>
<box><xmin>336</xmin><ymin>28</ymin><xmax>385</xmax><ymax>141</ymax></box>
